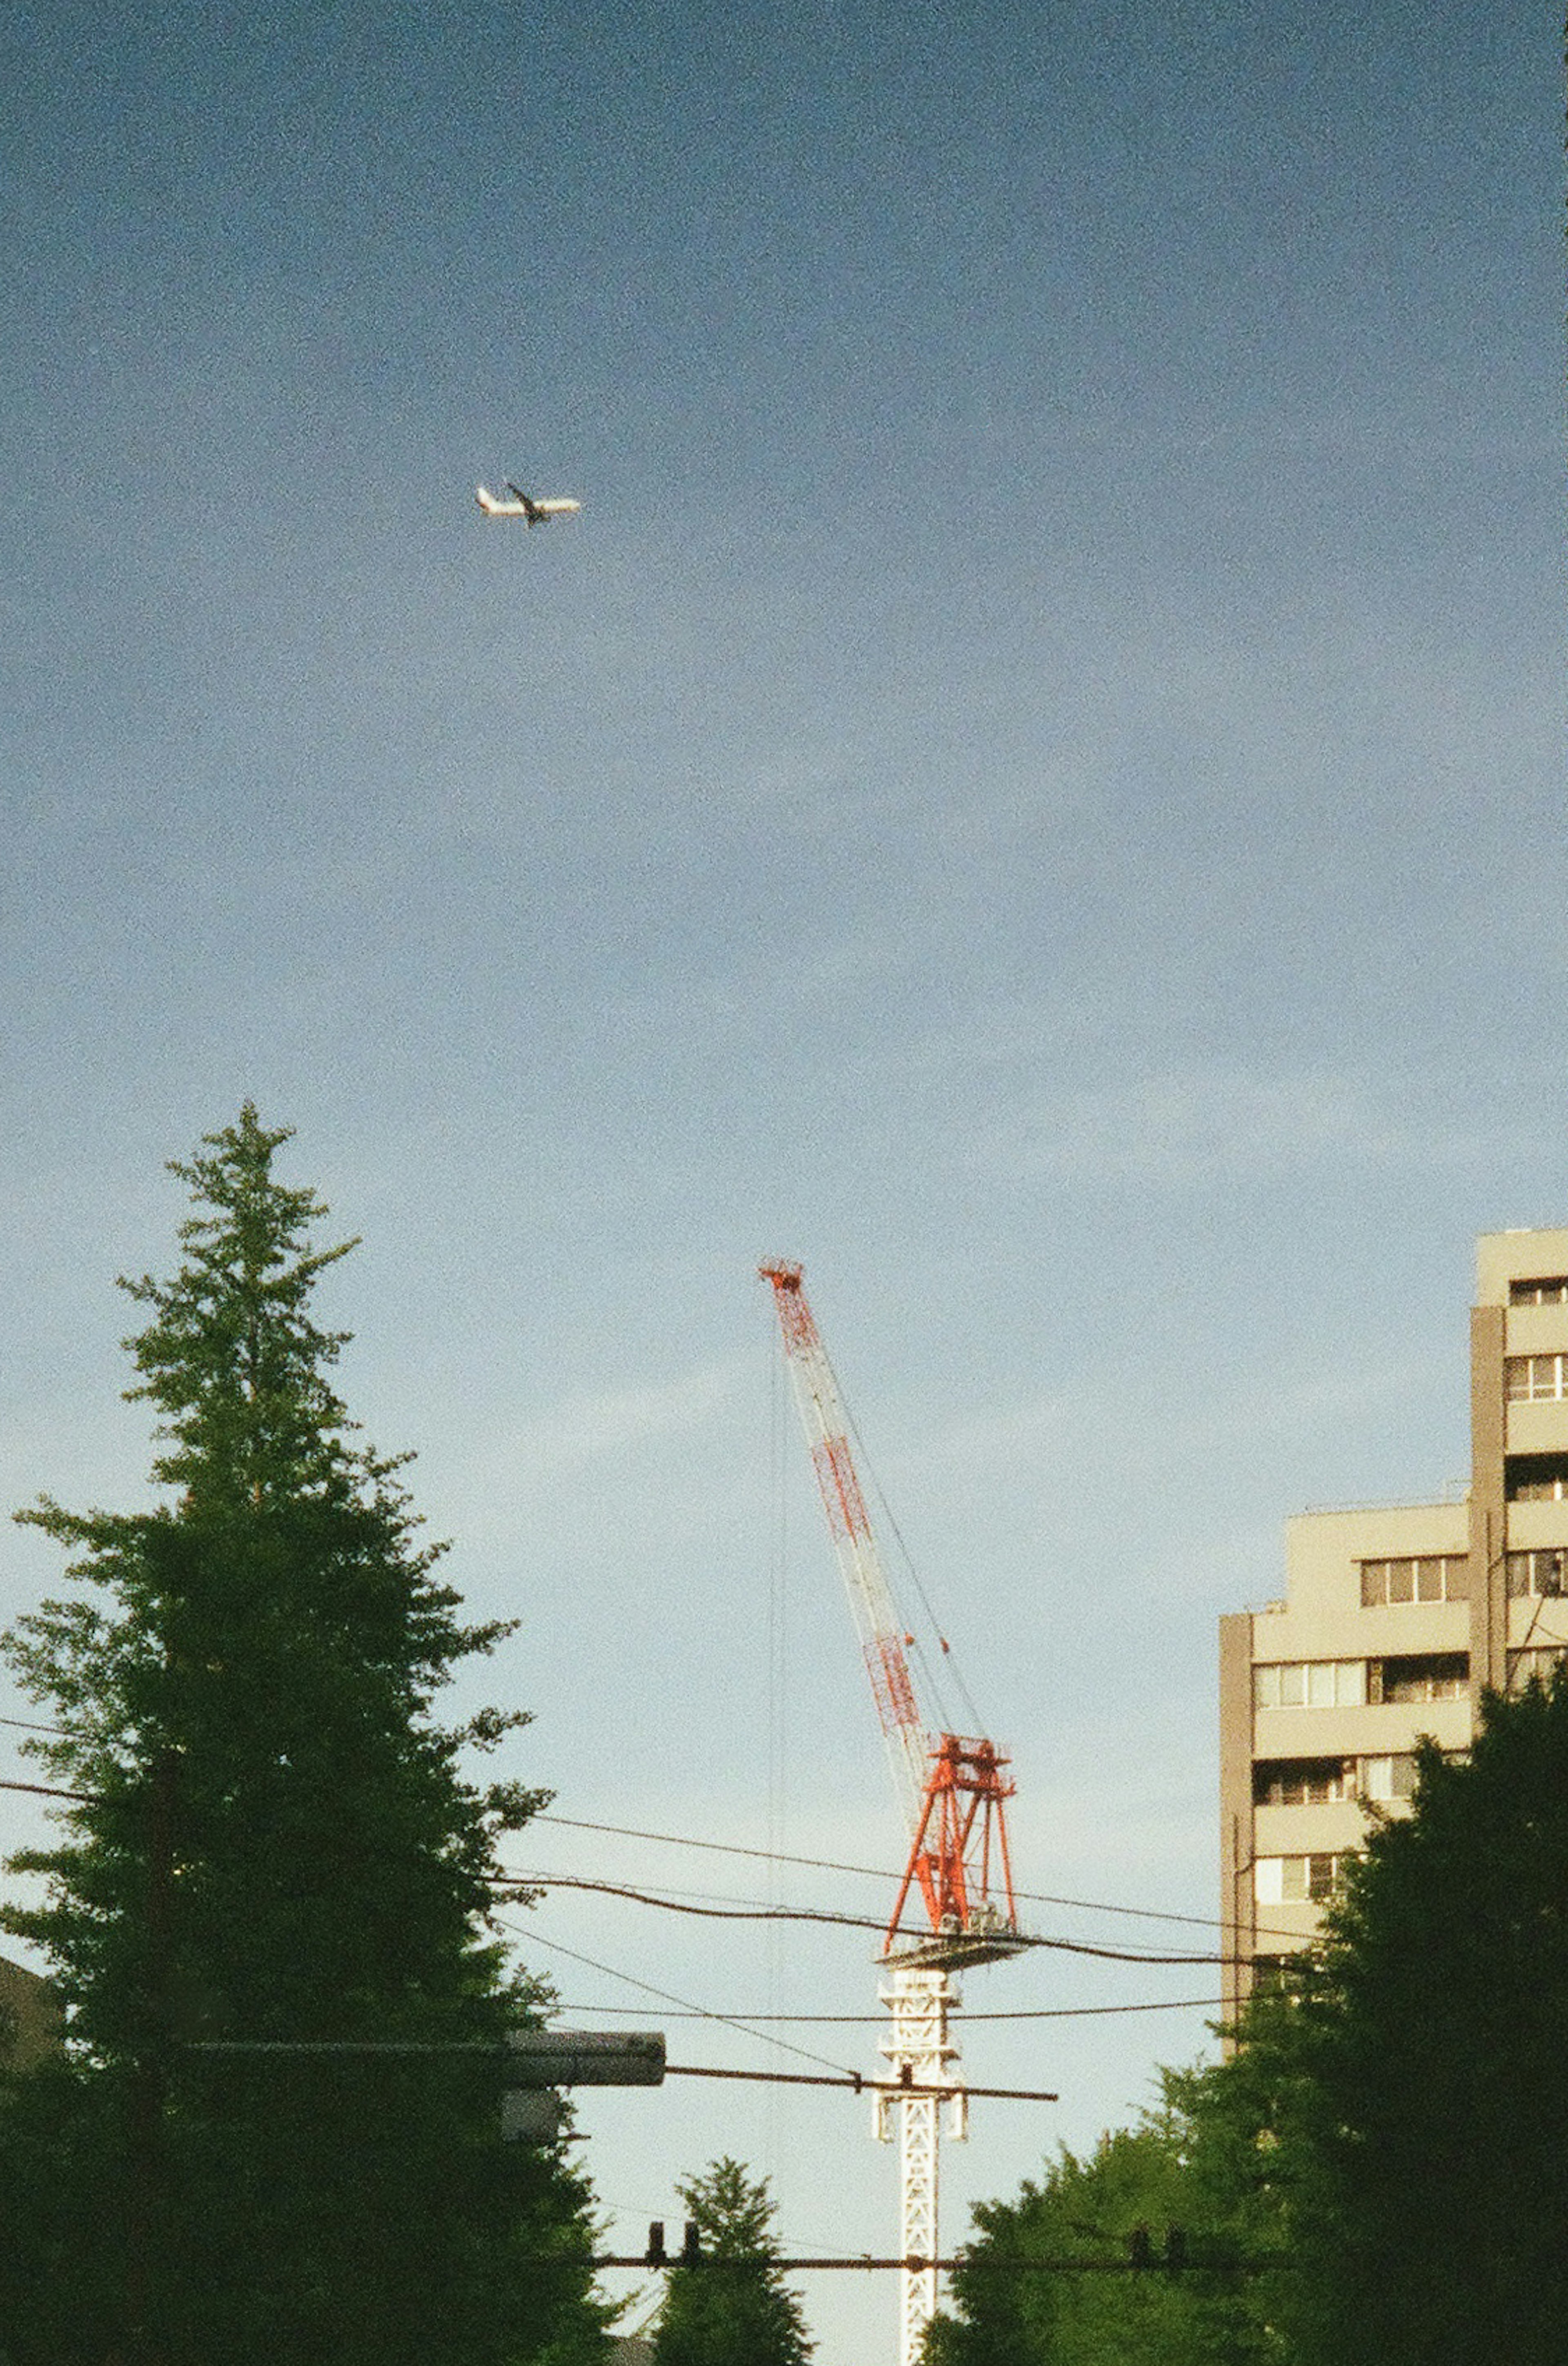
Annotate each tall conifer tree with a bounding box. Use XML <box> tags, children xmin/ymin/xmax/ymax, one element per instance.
<box><xmin>0</xmin><ymin>1106</ymin><xmax>606</xmax><ymax>2366</ymax></box>
<box><xmin>652</xmin><ymin>2158</ymin><xmax>812</xmax><ymax>2366</ymax></box>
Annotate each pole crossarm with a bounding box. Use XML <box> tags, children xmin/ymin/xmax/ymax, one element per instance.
<box><xmin>586</xmin><ymin>2252</ymin><xmax>1293</xmax><ymax>2273</ymax></box>
<box><xmin>663</xmin><ymin>2061</ymin><xmax>1058</xmax><ymax>2101</ymax></box>
<box><xmin>183</xmin><ymin>2042</ymin><xmax>1055</xmax><ymax>2101</ymax></box>
<box><xmin>187</xmin><ymin>2030</ymin><xmax>666</xmax><ymax>2086</ymax></box>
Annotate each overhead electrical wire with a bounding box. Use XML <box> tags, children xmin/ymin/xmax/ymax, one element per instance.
<box><xmin>840</xmin><ymin>1392</ymin><xmax>984</xmax><ymax>1738</ymax></box>
<box><xmin>493</xmin><ymin>1912</ymin><xmax>860</xmax><ymax>2080</ymax></box>
<box><xmin>503</xmin><ymin>1871</ymin><xmax>1232</xmax><ymax>1966</ymax></box>
<box><xmin>554</xmin><ymin>1997</ymin><xmax>1227</xmax><ymax>2023</ymax></box>
<box><xmin>0</xmin><ymin>1760</ymin><xmax>1301</xmax><ymax>1959</ymax></box>
<box><xmin>664</xmin><ymin>2063</ymin><xmax>1059</xmax><ymax>2104</ymax></box>
<box><xmin>519</xmin><ymin>1816</ymin><xmax>1322</xmax><ymax>1962</ymax></box>
<box><xmin>517</xmin><ymin>1842</ymin><xmax>1306</xmax><ymax>1954</ymax></box>
<box><xmin>4</xmin><ymin>1720</ymin><xmax>1211</xmax><ymax>1936</ymax></box>
<box><xmin>773</xmin><ymin>1277</ymin><xmax>984</xmax><ymax>1737</ymax></box>
<box><xmin>512</xmin><ymin>1834</ymin><xmax>1316</xmax><ymax>1958</ymax></box>
<box><xmin>0</xmin><ymin>1711</ymin><xmax>1256</xmax><ymax>1943</ymax></box>
<box><xmin>499</xmin><ymin>1871</ymin><xmax>886</xmax><ymax>1930</ymax></box>
<box><xmin>4</xmin><ymin>1723</ymin><xmax>1299</xmax><ymax>1958</ymax></box>
<box><xmin>526</xmin><ymin>1810</ymin><xmax>1243</xmax><ymax>1937</ymax></box>
<box><xmin>496</xmin><ymin>1922</ymin><xmax>1067</xmax><ymax>2105</ymax></box>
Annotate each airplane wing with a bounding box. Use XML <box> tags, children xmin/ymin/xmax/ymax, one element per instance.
<box><xmin>481</xmin><ymin>481</ymin><xmax>579</xmax><ymax>522</ymax></box>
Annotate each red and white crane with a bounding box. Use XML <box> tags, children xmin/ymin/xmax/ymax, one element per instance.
<box><xmin>760</xmin><ymin>1261</ymin><xmax>1027</xmax><ymax>2366</ymax></box>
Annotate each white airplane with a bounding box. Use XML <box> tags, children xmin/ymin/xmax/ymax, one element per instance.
<box><xmin>475</xmin><ymin>482</ymin><xmax>582</xmax><ymax>525</ymax></box>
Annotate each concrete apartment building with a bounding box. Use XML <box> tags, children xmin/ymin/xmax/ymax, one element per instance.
<box><xmin>1220</xmin><ymin>1225</ymin><xmax>1568</xmax><ymax>2016</ymax></box>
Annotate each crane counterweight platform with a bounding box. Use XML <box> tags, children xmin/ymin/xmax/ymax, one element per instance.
<box><xmin>760</xmin><ymin>1260</ymin><xmax>1033</xmax><ymax>2366</ymax></box>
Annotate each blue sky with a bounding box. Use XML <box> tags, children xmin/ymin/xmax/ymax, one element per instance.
<box><xmin>2</xmin><ymin>1</ymin><xmax>1561</xmax><ymax>2355</ymax></box>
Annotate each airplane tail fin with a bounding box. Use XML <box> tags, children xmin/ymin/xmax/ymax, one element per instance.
<box><xmin>476</xmin><ymin>485</ymin><xmax>499</xmax><ymax>514</ymax></box>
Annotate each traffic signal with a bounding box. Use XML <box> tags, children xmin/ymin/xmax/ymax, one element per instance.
<box><xmin>501</xmin><ymin>2090</ymin><xmax>566</xmax><ymax>2142</ymax></box>
<box><xmin>506</xmin><ymin>2030</ymin><xmax>666</xmax><ymax>2086</ymax></box>
<box><xmin>502</xmin><ymin>2029</ymin><xmax>666</xmax><ymax>2141</ymax></box>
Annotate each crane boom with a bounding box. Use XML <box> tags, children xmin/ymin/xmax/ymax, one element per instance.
<box><xmin>760</xmin><ymin>1259</ymin><xmax>931</xmax><ymax>1831</ymax></box>
<box><xmin>760</xmin><ymin>1261</ymin><xmax>1022</xmax><ymax>1967</ymax></box>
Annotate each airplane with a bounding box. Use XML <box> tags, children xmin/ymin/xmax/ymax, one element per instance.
<box><xmin>475</xmin><ymin>482</ymin><xmax>582</xmax><ymax>525</ymax></box>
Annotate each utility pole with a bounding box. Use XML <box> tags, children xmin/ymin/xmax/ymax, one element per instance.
<box><xmin>126</xmin><ymin>1747</ymin><xmax>177</xmax><ymax>2366</ymax></box>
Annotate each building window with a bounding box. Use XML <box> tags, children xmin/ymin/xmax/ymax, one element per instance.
<box><xmin>1507</xmin><ymin>1647</ymin><xmax>1568</xmax><ymax>1695</ymax></box>
<box><xmin>1360</xmin><ymin>1752</ymin><xmax>1417</xmax><ymax>1800</ymax></box>
<box><xmin>1359</xmin><ymin>1555</ymin><xmax>1470</xmax><ymax>1606</ymax></box>
<box><xmin>1368</xmin><ymin>1653</ymin><xmax>1468</xmax><ymax>1704</ymax></box>
<box><xmin>1505</xmin><ymin>1455</ymin><xmax>1568</xmax><ymax>1502</ymax></box>
<box><xmin>1254</xmin><ymin>1660</ymin><xmax>1367</xmax><ymax>1710</ymax></box>
<box><xmin>1505</xmin><ymin>1550</ymin><xmax>1567</xmax><ymax>1598</ymax></box>
<box><xmin>1506</xmin><ymin>1355</ymin><xmax>1568</xmax><ymax>1401</ymax></box>
<box><xmin>1509</xmin><ymin>1277</ymin><xmax>1568</xmax><ymax>1306</ymax></box>
<box><xmin>1255</xmin><ymin>1753</ymin><xmax>1443</xmax><ymax>1807</ymax></box>
<box><xmin>1254</xmin><ymin>1853</ymin><xmax>1352</xmax><ymax>1905</ymax></box>
<box><xmin>1253</xmin><ymin>1757</ymin><xmax>1354</xmax><ymax>1806</ymax></box>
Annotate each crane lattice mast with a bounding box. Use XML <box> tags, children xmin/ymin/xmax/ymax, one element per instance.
<box><xmin>760</xmin><ymin>1261</ymin><xmax>1028</xmax><ymax>2366</ymax></box>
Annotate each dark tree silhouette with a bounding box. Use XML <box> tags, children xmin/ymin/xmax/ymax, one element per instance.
<box><xmin>0</xmin><ymin>1106</ymin><xmax>607</xmax><ymax>2366</ymax></box>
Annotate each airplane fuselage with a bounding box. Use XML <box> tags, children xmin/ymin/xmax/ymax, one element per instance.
<box><xmin>476</xmin><ymin>485</ymin><xmax>582</xmax><ymax>524</ymax></box>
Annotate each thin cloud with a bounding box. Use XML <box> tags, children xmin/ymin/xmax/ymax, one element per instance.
<box><xmin>957</xmin><ymin>1067</ymin><xmax>1523</xmax><ymax>1190</ymax></box>
<box><xmin>452</xmin><ymin>1361</ymin><xmax>741</xmax><ymax>1498</ymax></box>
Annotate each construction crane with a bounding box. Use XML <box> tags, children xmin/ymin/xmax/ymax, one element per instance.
<box><xmin>760</xmin><ymin>1261</ymin><xmax>1027</xmax><ymax>2366</ymax></box>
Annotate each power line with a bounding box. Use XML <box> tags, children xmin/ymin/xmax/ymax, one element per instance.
<box><xmin>501</xmin><ymin>1872</ymin><xmax>886</xmax><ymax>1932</ymax></box>
<box><xmin>552</xmin><ymin>1996</ymin><xmax>1226</xmax><ymax>2024</ymax></box>
<box><xmin>493</xmin><ymin>1914</ymin><xmax>859</xmax><ymax>2080</ymax></box>
<box><xmin>664</xmin><ymin>2062</ymin><xmax>1058</xmax><ymax>2104</ymax></box>
<box><xmin>181</xmin><ymin>2044</ymin><xmax>1056</xmax><ymax>2103</ymax></box>
<box><xmin>590</xmin><ymin>2250</ymin><xmax>1287</xmax><ymax>2275</ymax></box>
<box><xmin>2</xmin><ymin>1743</ymin><xmax>1276</xmax><ymax>1958</ymax></box>
<box><xmin>0</xmin><ymin>1761</ymin><xmax>1274</xmax><ymax>1964</ymax></box>
<box><xmin>528</xmin><ymin>1810</ymin><xmax>1238</xmax><ymax>1936</ymax></box>
<box><xmin>841</xmin><ymin>1392</ymin><xmax>984</xmax><ymax>1737</ymax></box>
<box><xmin>9</xmin><ymin>1715</ymin><xmax>1249</xmax><ymax>1938</ymax></box>
<box><xmin>521</xmin><ymin>1812</ymin><xmax>1327</xmax><ymax>1956</ymax></box>
<box><xmin>508</xmin><ymin>1872</ymin><xmax>1230</xmax><ymax>1966</ymax></box>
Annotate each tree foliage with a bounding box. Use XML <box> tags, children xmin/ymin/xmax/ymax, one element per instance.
<box><xmin>1227</xmin><ymin>1671</ymin><xmax>1568</xmax><ymax>2366</ymax></box>
<box><xmin>0</xmin><ymin>1106</ymin><xmax>608</xmax><ymax>2366</ymax></box>
<box><xmin>922</xmin><ymin>2082</ymin><xmax>1280</xmax><ymax>2366</ymax></box>
<box><xmin>930</xmin><ymin>1670</ymin><xmax>1568</xmax><ymax>2366</ymax></box>
<box><xmin>652</xmin><ymin>2157</ymin><xmax>812</xmax><ymax>2366</ymax></box>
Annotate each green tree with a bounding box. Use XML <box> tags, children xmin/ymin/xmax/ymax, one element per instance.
<box><xmin>935</xmin><ymin>1669</ymin><xmax>1568</xmax><ymax>2366</ymax></box>
<box><xmin>922</xmin><ymin>2085</ymin><xmax>1274</xmax><ymax>2366</ymax></box>
<box><xmin>652</xmin><ymin>2157</ymin><xmax>812</xmax><ymax>2366</ymax></box>
<box><xmin>1222</xmin><ymin>1671</ymin><xmax>1568</xmax><ymax>2366</ymax></box>
<box><xmin>0</xmin><ymin>1106</ymin><xmax>608</xmax><ymax>2366</ymax></box>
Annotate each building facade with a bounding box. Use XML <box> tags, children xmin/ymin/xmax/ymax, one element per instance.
<box><xmin>1219</xmin><ymin>1225</ymin><xmax>1568</xmax><ymax>2018</ymax></box>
